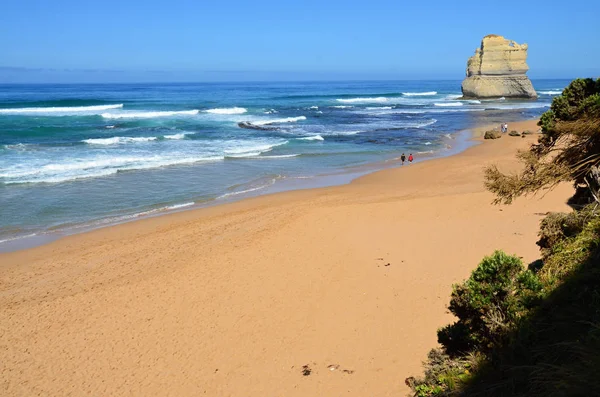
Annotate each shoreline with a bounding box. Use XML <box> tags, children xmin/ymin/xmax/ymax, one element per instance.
<box><xmin>0</xmin><ymin>127</ymin><xmax>474</xmax><ymax>253</ymax></box>
<box><xmin>0</xmin><ymin>117</ymin><xmax>574</xmax><ymax>396</ymax></box>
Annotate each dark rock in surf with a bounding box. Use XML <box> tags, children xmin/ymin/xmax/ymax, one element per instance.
<box><xmin>237</xmin><ymin>121</ymin><xmax>277</xmax><ymax>131</ymax></box>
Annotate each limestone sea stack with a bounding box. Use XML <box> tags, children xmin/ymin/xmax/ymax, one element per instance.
<box><xmin>461</xmin><ymin>35</ymin><xmax>537</xmax><ymax>99</ymax></box>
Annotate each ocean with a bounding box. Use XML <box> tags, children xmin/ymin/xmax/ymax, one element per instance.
<box><xmin>0</xmin><ymin>80</ymin><xmax>568</xmax><ymax>249</ymax></box>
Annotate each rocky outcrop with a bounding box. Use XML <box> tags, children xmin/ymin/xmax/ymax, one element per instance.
<box><xmin>484</xmin><ymin>130</ymin><xmax>502</xmax><ymax>139</ymax></box>
<box><xmin>237</xmin><ymin>121</ymin><xmax>277</xmax><ymax>131</ymax></box>
<box><xmin>461</xmin><ymin>35</ymin><xmax>537</xmax><ymax>99</ymax></box>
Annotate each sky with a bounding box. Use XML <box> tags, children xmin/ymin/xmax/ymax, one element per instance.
<box><xmin>1</xmin><ymin>0</ymin><xmax>599</xmax><ymax>83</ymax></box>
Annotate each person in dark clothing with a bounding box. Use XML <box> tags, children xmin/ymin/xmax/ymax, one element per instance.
<box><xmin>400</xmin><ymin>153</ymin><xmax>406</xmax><ymax>165</ymax></box>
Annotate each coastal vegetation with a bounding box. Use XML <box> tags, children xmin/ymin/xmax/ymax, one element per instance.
<box><xmin>408</xmin><ymin>78</ymin><xmax>600</xmax><ymax>396</ymax></box>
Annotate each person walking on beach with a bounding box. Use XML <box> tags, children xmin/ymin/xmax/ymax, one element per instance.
<box><xmin>408</xmin><ymin>153</ymin><xmax>414</xmax><ymax>164</ymax></box>
<box><xmin>401</xmin><ymin>153</ymin><xmax>406</xmax><ymax>165</ymax></box>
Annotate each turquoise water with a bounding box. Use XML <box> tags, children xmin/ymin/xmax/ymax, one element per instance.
<box><xmin>0</xmin><ymin>80</ymin><xmax>568</xmax><ymax>247</ymax></box>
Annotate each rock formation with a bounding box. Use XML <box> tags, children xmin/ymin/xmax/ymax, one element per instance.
<box><xmin>461</xmin><ymin>35</ymin><xmax>537</xmax><ymax>99</ymax></box>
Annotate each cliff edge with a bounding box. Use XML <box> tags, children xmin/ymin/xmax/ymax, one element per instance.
<box><xmin>461</xmin><ymin>35</ymin><xmax>537</xmax><ymax>99</ymax></box>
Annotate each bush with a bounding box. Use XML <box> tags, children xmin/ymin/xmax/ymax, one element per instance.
<box><xmin>407</xmin><ymin>349</ymin><xmax>482</xmax><ymax>397</ymax></box>
<box><xmin>537</xmin><ymin>206</ymin><xmax>597</xmax><ymax>260</ymax></box>
<box><xmin>538</xmin><ymin>215</ymin><xmax>600</xmax><ymax>287</ymax></box>
<box><xmin>437</xmin><ymin>251</ymin><xmax>541</xmax><ymax>355</ymax></box>
<box><xmin>455</xmin><ymin>217</ymin><xmax>600</xmax><ymax>396</ymax></box>
<box><xmin>484</xmin><ymin>130</ymin><xmax>501</xmax><ymax>139</ymax></box>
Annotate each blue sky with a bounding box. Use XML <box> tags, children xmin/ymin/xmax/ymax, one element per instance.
<box><xmin>1</xmin><ymin>0</ymin><xmax>599</xmax><ymax>82</ymax></box>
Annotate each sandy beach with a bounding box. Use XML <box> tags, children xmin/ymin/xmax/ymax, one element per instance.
<box><xmin>0</xmin><ymin>119</ymin><xmax>574</xmax><ymax>396</ymax></box>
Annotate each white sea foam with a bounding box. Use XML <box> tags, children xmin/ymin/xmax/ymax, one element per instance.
<box><xmin>1</xmin><ymin>154</ymin><xmax>225</xmax><ymax>184</ymax></box>
<box><xmin>223</xmin><ymin>140</ymin><xmax>289</xmax><ymax>158</ymax></box>
<box><xmin>486</xmin><ymin>103</ymin><xmax>551</xmax><ymax>110</ymax></box>
<box><xmin>218</xmin><ymin>185</ymin><xmax>266</xmax><ymax>199</ymax></box>
<box><xmin>264</xmin><ymin>109</ymin><xmax>278</xmax><ymax>114</ymax></box>
<box><xmin>336</xmin><ymin>97</ymin><xmax>389</xmax><ymax>104</ymax></box>
<box><xmin>0</xmin><ymin>104</ymin><xmax>123</xmax><ymax>115</ymax></box>
<box><xmin>386</xmin><ymin>109</ymin><xmax>427</xmax><ymax>114</ymax></box>
<box><xmin>101</xmin><ymin>109</ymin><xmax>199</xmax><ymax>119</ymax></box>
<box><xmin>165</xmin><ymin>202</ymin><xmax>195</xmax><ymax>210</ymax></box>
<box><xmin>2</xmin><ymin>143</ymin><xmax>30</xmax><ymax>151</ymax></box>
<box><xmin>164</xmin><ymin>133</ymin><xmax>191</xmax><ymax>140</ymax></box>
<box><xmin>434</xmin><ymin>102</ymin><xmax>463</xmax><ymax>107</ymax></box>
<box><xmin>416</xmin><ymin>119</ymin><xmax>437</xmax><ymax>128</ymax></box>
<box><xmin>82</xmin><ymin>136</ymin><xmax>157</xmax><ymax>145</ymax></box>
<box><xmin>299</xmin><ymin>135</ymin><xmax>325</xmax><ymax>141</ymax></box>
<box><xmin>107</xmin><ymin>202</ymin><xmax>197</xmax><ymax>222</ymax></box>
<box><xmin>331</xmin><ymin>105</ymin><xmax>353</xmax><ymax>109</ymax></box>
<box><xmin>433</xmin><ymin>108</ymin><xmax>485</xmax><ymax>113</ymax></box>
<box><xmin>309</xmin><ymin>106</ymin><xmax>319</xmax><ymax>110</ymax></box>
<box><xmin>386</xmin><ymin>108</ymin><xmax>485</xmax><ymax>114</ymax></box>
<box><xmin>402</xmin><ymin>91</ymin><xmax>437</xmax><ymax>96</ymax></box>
<box><xmin>332</xmin><ymin>130</ymin><xmax>362</xmax><ymax>136</ymax></box>
<box><xmin>217</xmin><ymin>176</ymin><xmax>282</xmax><ymax>199</ymax></box>
<box><xmin>366</xmin><ymin>106</ymin><xmax>393</xmax><ymax>110</ymax></box>
<box><xmin>467</xmin><ymin>100</ymin><xmax>481</xmax><ymax>104</ymax></box>
<box><xmin>0</xmin><ymin>233</ymin><xmax>39</xmax><ymax>244</ymax></box>
<box><xmin>256</xmin><ymin>154</ymin><xmax>299</xmax><ymax>159</ymax></box>
<box><xmin>205</xmin><ymin>107</ymin><xmax>247</xmax><ymax>114</ymax></box>
<box><xmin>425</xmin><ymin>142</ymin><xmax>432</xmax><ymax>145</ymax></box>
<box><xmin>250</xmin><ymin>116</ymin><xmax>306</xmax><ymax>126</ymax></box>
<box><xmin>538</xmin><ymin>90</ymin><xmax>562</xmax><ymax>95</ymax></box>
<box><xmin>445</xmin><ymin>94</ymin><xmax>462</xmax><ymax>100</ymax></box>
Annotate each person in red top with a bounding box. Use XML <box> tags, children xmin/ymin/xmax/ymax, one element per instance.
<box><xmin>408</xmin><ymin>153</ymin><xmax>414</xmax><ymax>163</ymax></box>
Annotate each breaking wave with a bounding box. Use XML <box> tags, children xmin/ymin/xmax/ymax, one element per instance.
<box><xmin>0</xmin><ymin>104</ymin><xmax>124</xmax><ymax>115</ymax></box>
<box><xmin>251</xmin><ymin>116</ymin><xmax>307</xmax><ymax>126</ymax></box>
<box><xmin>538</xmin><ymin>90</ymin><xmax>562</xmax><ymax>95</ymax></box>
<box><xmin>256</xmin><ymin>154</ymin><xmax>299</xmax><ymax>159</ymax></box>
<box><xmin>83</xmin><ymin>136</ymin><xmax>158</xmax><ymax>145</ymax></box>
<box><xmin>223</xmin><ymin>140</ymin><xmax>289</xmax><ymax>158</ymax></box>
<box><xmin>402</xmin><ymin>91</ymin><xmax>437</xmax><ymax>96</ymax></box>
<box><xmin>101</xmin><ymin>110</ymin><xmax>199</xmax><ymax>119</ymax></box>
<box><xmin>1</xmin><ymin>154</ymin><xmax>225</xmax><ymax>185</ymax></box>
<box><xmin>164</xmin><ymin>132</ymin><xmax>192</xmax><ymax>140</ymax></box>
<box><xmin>434</xmin><ymin>102</ymin><xmax>463</xmax><ymax>107</ymax></box>
<box><xmin>486</xmin><ymin>103</ymin><xmax>551</xmax><ymax>110</ymax></box>
<box><xmin>205</xmin><ymin>107</ymin><xmax>247</xmax><ymax>114</ymax></box>
<box><xmin>299</xmin><ymin>135</ymin><xmax>325</xmax><ymax>141</ymax></box>
<box><xmin>336</xmin><ymin>97</ymin><xmax>389</xmax><ymax>104</ymax></box>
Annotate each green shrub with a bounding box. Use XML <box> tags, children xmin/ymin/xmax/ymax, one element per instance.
<box><xmin>537</xmin><ymin>206</ymin><xmax>597</xmax><ymax>260</ymax></box>
<box><xmin>437</xmin><ymin>251</ymin><xmax>540</xmax><ymax>355</ymax></box>
<box><xmin>538</xmin><ymin>216</ymin><xmax>600</xmax><ymax>288</ymax></box>
<box><xmin>408</xmin><ymin>349</ymin><xmax>481</xmax><ymax>396</ymax></box>
<box><xmin>454</xmin><ymin>217</ymin><xmax>600</xmax><ymax>396</ymax></box>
